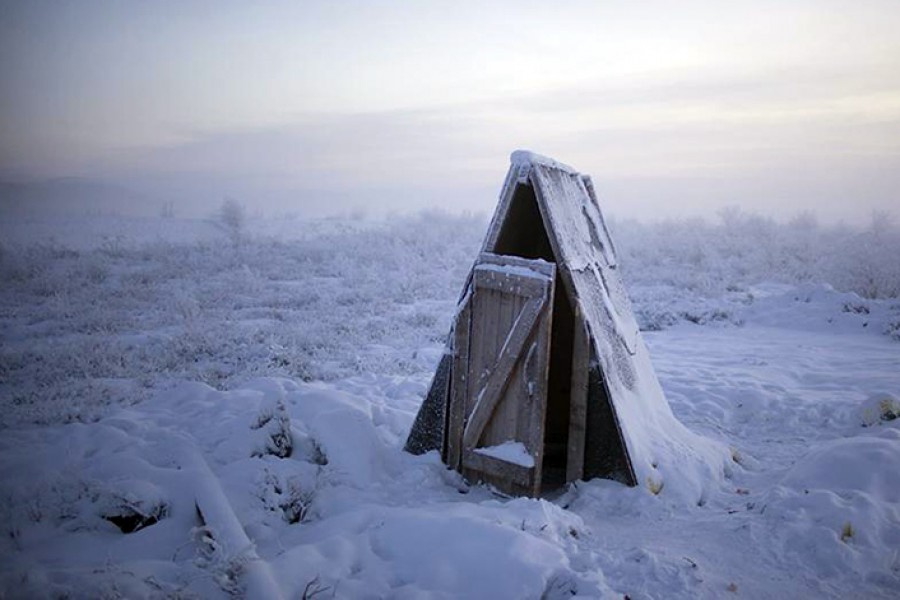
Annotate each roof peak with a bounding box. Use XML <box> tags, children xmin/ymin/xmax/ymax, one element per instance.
<box><xmin>510</xmin><ymin>150</ymin><xmax>580</xmax><ymax>175</ymax></box>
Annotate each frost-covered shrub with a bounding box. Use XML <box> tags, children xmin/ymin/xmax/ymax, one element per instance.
<box><xmin>279</xmin><ymin>478</ymin><xmax>316</xmax><ymax>524</ymax></box>
<box><xmin>634</xmin><ymin>308</ymin><xmax>680</xmax><ymax>331</ymax></box>
<box><xmin>0</xmin><ymin>212</ymin><xmax>484</xmax><ymax>426</ymax></box>
<box><xmin>611</xmin><ymin>209</ymin><xmax>900</xmax><ymax>300</ymax></box>
<box><xmin>886</xmin><ymin>318</ymin><xmax>900</xmax><ymax>342</ymax></box>
<box><xmin>250</xmin><ymin>397</ymin><xmax>293</xmax><ymax>458</ymax></box>
<box><xmin>217</xmin><ymin>198</ymin><xmax>247</xmax><ymax>245</ymax></box>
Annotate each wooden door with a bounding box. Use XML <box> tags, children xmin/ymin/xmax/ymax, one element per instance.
<box><xmin>447</xmin><ymin>253</ymin><xmax>555</xmax><ymax>496</ymax></box>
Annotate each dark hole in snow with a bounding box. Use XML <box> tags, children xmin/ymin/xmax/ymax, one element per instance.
<box><xmin>104</xmin><ymin>504</ymin><xmax>167</xmax><ymax>534</ymax></box>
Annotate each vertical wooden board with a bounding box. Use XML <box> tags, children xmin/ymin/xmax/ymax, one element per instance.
<box><xmin>514</xmin><ymin>305</ymin><xmax>542</xmax><ymax>448</ymax></box>
<box><xmin>467</xmin><ymin>287</ymin><xmax>498</xmax><ymax>418</ymax></box>
<box><xmin>446</xmin><ymin>296</ymin><xmax>471</xmax><ymax>471</ymax></box>
<box><xmin>481</xmin><ymin>290</ymin><xmax>523</xmax><ymax>448</ymax></box>
<box><xmin>513</xmin><ymin>341</ymin><xmax>534</xmax><ymax>445</ymax></box>
<box><xmin>566</xmin><ymin>313</ymin><xmax>589</xmax><ymax>482</ymax></box>
<box><xmin>525</xmin><ymin>291</ymin><xmax>553</xmax><ymax>495</ymax></box>
<box><xmin>509</xmin><ymin>346</ymin><xmax>538</xmax><ymax>492</ymax></box>
<box><xmin>459</xmin><ymin>286</ymin><xmax>495</xmax><ymax>484</ymax></box>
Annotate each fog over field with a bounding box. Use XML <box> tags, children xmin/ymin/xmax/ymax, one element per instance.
<box><xmin>3</xmin><ymin>1</ymin><xmax>900</xmax><ymax>223</ymax></box>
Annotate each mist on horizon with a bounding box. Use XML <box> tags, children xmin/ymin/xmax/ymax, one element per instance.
<box><xmin>2</xmin><ymin>1</ymin><xmax>899</xmax><ymax>225</ymax></box>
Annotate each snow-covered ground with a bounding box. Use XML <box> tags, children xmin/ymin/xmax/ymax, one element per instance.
<box><xmin>1</xmin><ymin>213</ymin><xmax>898</xmax><ymax>598</ymax></box>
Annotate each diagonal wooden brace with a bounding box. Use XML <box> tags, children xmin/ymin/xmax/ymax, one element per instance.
<box><xmin>462</xmin><ymin>293</ymin><xmax>546</xmax><ymax>450</ymax></box>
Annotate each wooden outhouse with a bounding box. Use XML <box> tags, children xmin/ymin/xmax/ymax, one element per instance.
<box><xmin>406</xmin><ymin>151</ymin><xmax>718</xmax><ymax>498</ymax></box>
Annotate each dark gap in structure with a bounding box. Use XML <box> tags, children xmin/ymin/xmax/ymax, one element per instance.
<box><xmin>543</xmin><ymin>282</ymin><xmax>574</xmax><ymax>490</ymax></box>
<box><xmin>493</xmin><ymin>184</ymin><xmax>554</xmax><ymax>261</ymax></box>
<box><xmin>584</xmin><ymin>354</ymin><xmax>635</xmax><ymax>485</ymax></box>
<box><xmin>492</xmin><ymin>183</ymin><xmax>574</xmax><ymax>491</ymax></box>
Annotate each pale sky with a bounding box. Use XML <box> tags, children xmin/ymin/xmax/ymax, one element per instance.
<box><xmin>2</xmin><ymin>0</ymin><xmax>899</xmax><ymax>222</ymax></box>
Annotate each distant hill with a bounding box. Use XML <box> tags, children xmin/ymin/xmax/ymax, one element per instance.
<box><xmin>0</xmin><ymin>177</ymin><xmax>156</xmax><ymax>218</ymax></box>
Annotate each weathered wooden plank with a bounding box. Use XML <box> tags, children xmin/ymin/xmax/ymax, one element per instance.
<box><xmin>460</xmin><ymin>283</ymin><xmax>499</xmax><ymax>487</ymax></box>
<box><xmin>446</xmin><ymin>295</ymin><xmax>472</xmax><ymax>471</ymax></box>
<box><xmin>482</xmin><ymin>285</ymin><xmax>519</xmax><ymax>447</ymax></box>
<box><xmin>467</xmin><ymin>287</ymin><xmax>499</xmax><ymax>417</ymax></box>
<box><xmin>477</xmin><ymin>252</ymin><xmax>556</xmax><ymax>278</ymax></box>
<box><xmin>580</xmin><ymin>175</ymin><xmax>619</xmax><ymax>266</ymax></box>
<box><xmin>462</xmin><ymin>294</ymin><xmax>545</xmax><ymax>449</ymax></box>
<box><xmin>524</xmin><ymin>277</ymin><xmax>554</xmax><ymax>496</ymax></box>
<box><xmin>472</xmin><ymin>267</ymin><xmax>549</xmax><ymax>298</ymax></box>
<box><xmin>462</xmin><ymin>449</ymin><xmax>533</xmax><ymax>488</ymax></box>
<box><xmin>566</xmin><ymin>311</ymin><xmax>590</xmax><ymax>481</ymax></box>
<box><xmin>513</xmin><ymin>340</ymin><xmax>537</xmax><ymax>446</ymax></box>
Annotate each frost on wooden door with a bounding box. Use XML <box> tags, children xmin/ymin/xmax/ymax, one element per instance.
<box><xmin>447</xmin><ymin>253</ymin><xmax>555</xmax><ymax>497</ymax></box>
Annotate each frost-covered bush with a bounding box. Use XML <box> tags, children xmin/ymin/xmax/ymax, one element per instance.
<box><xmin>828</xmin><ymin>212</ymin><xmax>900</xmax><ymax>299</ymax></box>
<box><xmin>217</xmin><ymin>198</ymin><xmax>247</xmax><ymax>245</ymax></box>
<box><xmin>0</xmin><ymin>212</ymin><xmax>484</xmax><ymax>427</ymax></box>
<box><xmin>611</xmin><ymin>208</ymin><xmax>900</xmax><ymax>300</ymax></box>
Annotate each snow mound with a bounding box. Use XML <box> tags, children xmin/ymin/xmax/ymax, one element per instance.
<box><xmin>763</xmin><ymin>427</ymin><xmax>900</xmax><ymax>586</ymax></box>
<box><xmin>743</xmin><ymin>282</ymin><xmax>893</xmax><ymax>335</ymax></box>
<box><xmin>630</xmin><ymin>281</ymin><xmax>900</xmax><ymax>340</ymax></box>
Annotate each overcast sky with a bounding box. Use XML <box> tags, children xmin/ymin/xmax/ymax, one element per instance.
<box><xmin>2</xmin><ymin>1</ymin><xmax>899</xmax><ymax>222</ymax></box>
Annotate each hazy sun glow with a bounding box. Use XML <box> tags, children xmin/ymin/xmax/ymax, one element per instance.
<box><xmin>2</xmin><ymin>0</ymin><xmax>899</xmax><ymax>222</ymax></box>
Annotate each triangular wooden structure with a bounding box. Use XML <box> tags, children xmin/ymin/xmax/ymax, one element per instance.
<box><xmin>406</xmin><ymin>151</ymin><xmax>725</xmax><ymax>498</ymax></box>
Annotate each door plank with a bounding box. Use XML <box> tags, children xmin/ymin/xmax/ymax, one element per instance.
<box><xmin>472</xmin><ymin>267</ymin><xmax>549</xmax><ymax>297</ymax></box>
<box><xmin>463</xmin><ymin>449</ymin><xmax>533</xmax><ymax>488</ymax></box>
<box><xmin>487</xmin><ymin>286</ymin><xmax>519</xmax><ymax>446</ymax></box>
<box><xmin>462</xmin><ymin>294</ymin><xmax>545</xmax><ymax>449</ymax></box>
<box><xmin>476</xmin><ymin>252</ymin><xmax>556</xmax><ymax>278</ymax></box>
<box><xmin>524</xmin><ymin>282</ymin><xmax>554</xmax><ymax>496</ymax></box>
<box><xmin>566</xmin><ymin>312</ymin><xmax>590</xmax><ymax>482</ymax></box>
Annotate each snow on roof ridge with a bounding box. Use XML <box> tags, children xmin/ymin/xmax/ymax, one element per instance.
<box><xmin>510</xmin><ymin>150</ymin><xmax>580</xmax><ymax>175</ymax></box>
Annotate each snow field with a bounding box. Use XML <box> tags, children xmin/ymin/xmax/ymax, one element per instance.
<box><xmin>648</xmin><ymin>325</ymin><xmax>900</xmax><ymax>596</ymax></box>
<box><xmin>1</xmin><ymin>212</ymin><xmax>899</xmax><ymax>598</ymax></box>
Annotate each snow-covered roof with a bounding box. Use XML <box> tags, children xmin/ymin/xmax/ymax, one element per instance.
<box><xmin>509</xmin><ymin>149</ymin><xmax>579</xmax><ymax>175</ymax></box>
